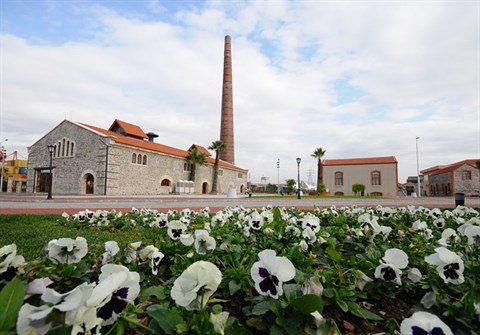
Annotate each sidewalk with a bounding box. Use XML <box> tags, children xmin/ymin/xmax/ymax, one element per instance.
<box><xmin>0</xmin><ymin>193</ymin><xmax>478</xmax><ymax>215</ymax></box>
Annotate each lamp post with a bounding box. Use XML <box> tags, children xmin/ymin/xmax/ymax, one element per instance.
<box><xmin>47</xmin><ymin>144</ymin><xmax>54</xmax><ymax>200</ymax></box>
<box><xmin>296</xmin><ymin>157</ymin><xmax>301</xmax><ymax>199</ymax></box>
<box><xmin>277</xmin><ymin>159</ymin><xmax>280</xmax><ymax>194</ymax></box>
<box><xmin>416</xmin><ymin>136</ymin><xmax>421</xmax><ymax>197</ymax></box>
<box><xmin>0</xmin><ymin>139</ymin><xmax>7</xmax><ymax>193</ymax></box>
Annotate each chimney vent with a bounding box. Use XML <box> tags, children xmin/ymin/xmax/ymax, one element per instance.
<box><xmin>146</xmin><ymin>132</ymin><xmax>159</xmax><ymax>142</ymax></box>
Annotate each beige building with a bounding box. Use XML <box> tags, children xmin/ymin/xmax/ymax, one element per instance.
<box><xmin>322</xmin><ymin>156</ymin><xmax>398</xmax><ymax>196</ymax></box>
<box><xmin>27</xmin><ymin>119</ymin><xmax>248</xmax><ymax>196</ymax></box>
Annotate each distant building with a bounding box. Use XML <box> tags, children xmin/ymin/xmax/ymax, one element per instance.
<box><xmin>421</xmin><ymin>159</ymin><xmax>479</xmax><ymax>197</ymax></box>
<box><xmin>1</xmin><ymin>151</ymin><xmax>28</xmax><ymax>192</ymax></box>
<box><xmin>26</xmin><ymin>119</ymin><xmax>248</xmax><ymax>196</ymax></box>
<box><xmin>322</xmin><ymin>156</ymin><xmax>398</xmax><ymax>196</ymax></box>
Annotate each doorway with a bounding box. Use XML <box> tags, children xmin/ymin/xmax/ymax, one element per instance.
<box><xmin>86</xmin><ymin>174</ymin><xmax>94</xmax><ymax>194</ymax></box>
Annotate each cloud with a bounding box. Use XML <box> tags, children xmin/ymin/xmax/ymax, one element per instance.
<box><xmin>1</xmin><ymin>1</ymin><xmax>478</xmax><ymax>184</ymax></box>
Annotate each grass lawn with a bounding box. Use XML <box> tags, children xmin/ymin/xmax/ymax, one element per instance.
<box><xmin>0</xmin><ymin>214</ymin><xmax>161</xmax><ymax>261</ymax></box>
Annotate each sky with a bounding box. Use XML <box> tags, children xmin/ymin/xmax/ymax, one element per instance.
<box><xmin>1</xmin><ymin>0</ymin><xmax>479</xmax><ymax>185</ymax></box>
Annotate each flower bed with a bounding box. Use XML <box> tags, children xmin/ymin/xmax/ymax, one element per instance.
<box><xmin>1</xmin><ymin>205</ymin><xmax>479</xmax><ymax>334</ymax></box>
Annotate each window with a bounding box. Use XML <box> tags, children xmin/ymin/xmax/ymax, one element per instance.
<box><xmin>371</xmin><ymin>171</ymin><xmax>381</xmax><ymax>185</ymax></box>
<box><xmin>132</xmin><ymin>153</ymin><xmax>137</xmax><ymax>163</ymax></box>
<box><xmin>462</xmin><ymin>170</ymin><xmax>472</xmax><ymax>180</ymax></box>
<box><xmin>335</xmin><ymin>172</ymin><xmax>343</xmax><ymax>186</ymax></box>
<box><xmin>161</xmin><ymin>179</ymin><xmax>171</xmax><ymax>186</ymax></box>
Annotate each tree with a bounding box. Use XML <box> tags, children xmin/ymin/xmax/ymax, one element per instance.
<box><xmin>311</xmin><ymin>147</ymin><xmax>326</xmax><ymax>192</ymax></box>
<box><xmin>208</xmin><ymin>140</ymin><xmax>226</xmax><ymax>194</ymax></box>
<box><xmin>185</xmin><ymin>148</ymin><xmax>208</xmax><ymax>182</ymax></box>
<box><xmin>285</xmin><ymin>179</ymin><xmax>296</xmax><ymax>194</ymax></box>
<box><xmin>352</xmin><ymin>183</ymin><xmax>366</xmax><ymax>196</ymax></box>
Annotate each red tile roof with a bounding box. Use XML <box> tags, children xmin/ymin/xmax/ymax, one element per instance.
<box><xmin>427</xmin><ymin>159</ymin><xmax>479</xmax><ymax>176</ymax></box>
<box><xmin>323</xmin><ymin>156</ymin><xmax>397</xmax><ymax>166</ymax></box>
<box><xmin>79</xmin><ymin>122</ymin><xmax>246</xmax><ymax>172</ymax></box>
<box><xmin>109</xmin><ymin>119</ymin><xmax>148</xmax><ymax>140</ymax></box>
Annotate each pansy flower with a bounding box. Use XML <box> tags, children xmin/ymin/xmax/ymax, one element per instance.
<box><xmin>425</xmin><ymin>247</ymin><xmax>464</xmax><ymax>284</ymax></box>
<box><xmin>250</xmin><ymin>249</ymin><xmax>296</xmax><ymax>299</ymax></box>
<box><xmin>170</xmin><ymin>260</ymin><xmax>222</xmax><ymax>310</ymax></box>
<box><xmin>86</xmin><ymin>264</ymin><xmax>140</xmax><ymax>325</ymax></box>
<box><xmin>249</xmin><ymin>211</ymin><xmax>264</xmax><ymax>230</ymax></box>
<box><xmin>102</xmin><ymin>241</ymin><xmax>119</xmax><ymax>265</ymax></box>
<box><xmin>167</xmin><ymin>220</ymin><xmax>188</xmax><ymax>240</ymax></box>
<box><xmin>47</xmin><ymin>237</ymin><xmax>88</xmax><ymax>264</ymax></box>
<box><xmin>374</xmin><ymin>248</ymin><xmax>409</xmax><ymax>285</ymax></box>
<box><xmin>0</xmin><ymin>243</ymin><xmax>25</xmax><ymax>282</ymax></box>
<box><xmin>194</xmin><ymin>229</ymin><xmax>216</xmax><ymax>255</ymax></box>
<box><xmin>400</xmin><ymin>311</ymin><xmax>453</xmax><ymax>335</ymax></box>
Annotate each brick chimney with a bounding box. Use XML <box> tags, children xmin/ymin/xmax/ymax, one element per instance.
<box><xmin>219</xmin><ymin>35</ymin><xmax>235</xmax><ymax>165</ymax></box>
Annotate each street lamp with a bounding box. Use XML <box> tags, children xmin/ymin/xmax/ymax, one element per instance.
<box><xmin>416</xmin><ymin>136</ymin><xmax>421</xmax><ymax>197</ymax></box>
<box><xmin>277</xmin><ymin>159</ymin><xmax>280</xmax><ymax>195</ymax></box>
<box><xmin>296</xmin><ymin>157</ymin><xmax>301</xmax><ymax>199</ymax></box>
<box><xmin>0</xmin><ymin>139</ymin><xmax>7</xmax><ymax>193</ymax></box>
<box><xmin>47</xmin><ymin>144</ymin><xmax>55</xmax><ymax>200</ymax></box>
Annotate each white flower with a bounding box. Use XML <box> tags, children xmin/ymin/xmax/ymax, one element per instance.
<box><xmin>194</xmin><ymin>229</ymin><xmax>216</xmax><ymax>255</ymax></box>
<box><xmin>86</xmin><ymin>264</ymin><xmax>140</xmax><ymax>325</ymax></box>
<box><xmin>171</xmin><ymin>261</ymin><xmax>222</xmax><ymax>310</ymax></box>
<box><xmin>374</xmin><ymin>248</ymin><xmax>409</xmax><ymax>285</ymax></box>
<box><xmin>102</xmin><ymin>241</ymin><xmax>119</xmax><ymax>264</ymax></box>
<box><xmin>17</xmin><ymin>304</ymin><xmax>53</xmax><ymax>335</ymax></box>
<box><xmin>425</xmin><ymin>247</ymin><xmax>464</xmax><ymax>284</ymax></box>
<box><xmin>0</xmin><ymin>243</ymin><xmax>25</xmax><ymax>282</ymax></box>
<box><xmin>167</xmin><ymin>220</ymin><xmax>188</xmax><ymax>240</ymax></box>
<box><xmin>47</xmin><ymin>237</ymin><xmax>88</xmax><ymax>264</ymax></box>
<box><xmin>250</xmin><ymin>249</ymin><xmax>296</xmax><ymax>299</ymax></box>
<box><xmin>210</xmin><ymin>311</ymin><xmax>229</xmax><ymax>335</ymax></box>
<box><xmin>400</xmin><ymin>311</ymin><xmax>453</xmax><ymax>335</ymax></box>
<box><xmin>421</xmin><ymin>291</ymin><xmax>436</xmax><ymax>309</ymax></box>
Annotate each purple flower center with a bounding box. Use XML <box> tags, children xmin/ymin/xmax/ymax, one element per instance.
<box><xmin>381</xmin><ymin>266</ymin><xmax>397</xmax><ymax>281</ymax></box>
<box><xmin>411</xmin><ymin>326</ymin><xmax>446</xmax><ymax>335</ymax></box>
<box><xmin>443</xmin><ymin>263</ymin><xmax>460</xmax><ymax>280</ymax></box>
<box><xmin>258</xmin><ymin>267</ymin><xmax>279</xmax><ymax>295</ymax></box>
<box><xmin>97</xmin><ymin>287</ymin><xmax>129</xmax><ymax>320</ymax></box>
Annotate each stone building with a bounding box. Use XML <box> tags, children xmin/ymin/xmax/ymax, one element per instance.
<box><xmin>322</xmin><ymin>156</ymin><xmax>398</xmax><ymax>196</ymax></box>
<box><xmin>421</xmin><ymin>159</ymin><xmax>479</xmax><ymax>197</ymax></box>
<box><xmin>26</xmin><ymin>119</ymin><xmax>248</xmax><ymax>196</ymax></box>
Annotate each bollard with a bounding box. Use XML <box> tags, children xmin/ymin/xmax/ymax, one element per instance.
<box><xmin>455</xmin><ymin>193</ymin><xmax>465</xmax><ymax>207</ymax></box>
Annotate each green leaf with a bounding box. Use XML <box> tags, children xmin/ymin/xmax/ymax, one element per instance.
<box><xmin>290</xmin><ymin>294</ymin><xmax>323</xmax><ymax>314</ymax></box>
<box><xmin>347</xmin><ymin>302</ymin><xmax>383</xmax><ymax>321</ymax></box>
<box><xmin>147</xmin><ymin>305</ymin><xmax>185</xmax><ymax>335</ymax></box>
<box><xmin>0</xmin><ymin>277</ymin><xmax>25</xmax><ymax>331</ymax></box>
<box><xmin>252</xmin><ymin>301</ymin><xmax>271</xmax><ymax>316</ymax></box>
<box><xmin>139</xmin><ymin>286</ymin><xmax>165</xmax><ymax>302</ymax></box>
<box><xmin>228</xmin><ymin>280</ymin><xmax>242</xmax><ymax>295</ymax></box>
<box><xmin>326</xmin><ymin>246</ymin><xmax>342</xmax><ymax>263</ymax></box>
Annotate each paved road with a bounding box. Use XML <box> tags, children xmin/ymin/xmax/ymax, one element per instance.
<box><xmin>0</xmin><ymin>193</ymin><xmax>478</xmax><ymax>214</ymax></box>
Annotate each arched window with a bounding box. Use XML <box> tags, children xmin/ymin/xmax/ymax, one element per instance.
<box><xmin>335</xmin><ymin>172</ymin><xmax>343</xmax><ymax>186</ymax></box>
<box><xmin>132</xmin><ymin>153</ymin><xmax>137</xmax><ymax>163</ymax></box>
<box><xmin>371</xmin><ymin>171</ymin><xmax>381</xmax><ymax>185</ymax></box>
<box><xmin>161</xmin><ymin>179</ymin><xmax>171</xmax><ymax>186</ymax></box>
<box><xmin>137</xmin><ymin>154</ymin><xmax>142</xmax><ymax>164</ymax></box>
<box><xmin>143</xmin><ymin>155</ymin><xmax>147</xmax><ymax>165</ymax></box>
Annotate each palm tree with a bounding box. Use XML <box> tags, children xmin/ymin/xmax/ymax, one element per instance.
<box><xmin>208</xmin><ymin>140</ymin><xmax>226</xmax><ymax>194</ymax></box>
<box><xmin>311</xmin><ymin>147</ymin><xmax>326</xmax><ymax>192</ymax></box>
<box><xmin>185</xmin><ymin>148</ymin><xmax>208</xmax><ymax>182</ymax></box>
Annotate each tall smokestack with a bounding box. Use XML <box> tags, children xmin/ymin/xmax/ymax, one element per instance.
<box><xmin>219</xmin><ymin>35</ymin><xmax>235</xmax><ymax>165</ymax></box>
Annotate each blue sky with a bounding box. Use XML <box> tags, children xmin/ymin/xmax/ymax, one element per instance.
<box><xmin>1</xmin><ymin>0</ymin><xmax>479</xmax><ymax>184</ymax></box>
